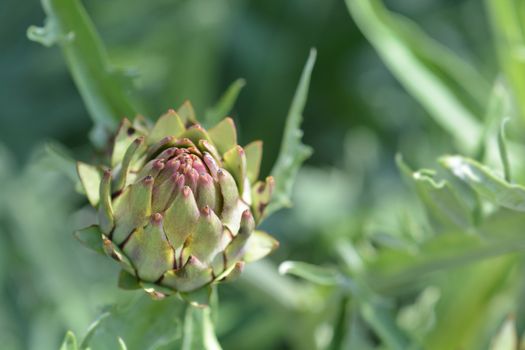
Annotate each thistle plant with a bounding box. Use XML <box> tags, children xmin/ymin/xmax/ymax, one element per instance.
<box><xmin>75</xmin><ymin>107</ymin><xmax>277</xmax><ymax>298</ymax></box>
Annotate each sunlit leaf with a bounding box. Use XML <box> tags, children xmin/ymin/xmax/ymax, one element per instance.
<box><xmin>441</xmin><ymin>155</ymin><xmax>525</xmax><ymax>211</ymax></box>
<box><xmin>486</xmin><ymin>0</ymin><xmax>525</xmax><ymax>121</ymax></box>
<box><xmin>60</xmin><ymin>331</ymin><xmax>78</xmax><ymax>350</ymax></box>
<box><xmin>490</xmin><ymin>316</ymin><xmax>517</xmax><ymax>350</ymax></box>
<box><xmin>345</xmin><ymin>0</ymin><xmax>485</xmax><ymax>154</ymax></box>
<box><xmin>278</xmin><ymin>261</ymin><xmax>341</xmax><ymax>286</ymax></box>
<box><xmin>397</xmin><ymin>154</ymin><xmax>473</xmax><ymax>232</ymax></box>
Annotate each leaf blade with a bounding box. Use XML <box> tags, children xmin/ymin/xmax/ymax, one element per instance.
<box><xmin>267</xmin><ymin>49</ymin><xmax>316</xmax><ymax>217</ymax></box>
<box><xmin>29</xmin><ymin>0</ymin><xmax>138</xmax><ymax>131</ymax></box>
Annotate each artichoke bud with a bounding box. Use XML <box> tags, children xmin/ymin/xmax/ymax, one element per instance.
<box><xmin>76</xmin><ymin>103</ymin><xmax>279</xmax><ymax>298</ymax></box>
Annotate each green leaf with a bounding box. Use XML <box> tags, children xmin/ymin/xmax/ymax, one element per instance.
<box><xmin>28</xmin><ymin>0</ymin><xmax>137</xmax><ymax>131</ymax></box>
<box><xmin>43</xmin><ymin>142</ymin><xmax>79</xmax><ymax>183</ymax></box>
<box><xmin>440</xmin><ymin>155</ymin><xmax>525</xmax><ymax>211</ymax></box>
<box><xmin>345</xmin><ymin>0</ymin><xmax>485</xmax><ymax>154</ymax></box>
<box><xmin>486</xmin><ymin>0</ymin><xmax>525</xmax><ymax>122</ymax></box>
<box><xmin>396</xmin><ymin>155</ymin><xmax>473</xmax><ymax>232</ymax></box>
<box><xmin>208</xmin><ymin>118</ymin><xmax>238</xmax><ymax>156</ymax></box>
<box><xmin>76</xmin><ymin>161</ymin><xmax>102</xmax><ymax>206</ymax></box>
<box><xmin>367</xmin><ymin>221</ymin><xmax>525</xmax><ymax>291</ymax></box>
<box><xmin>480</xmin><ymin>79</ymin><xmax>512</xmax><ymax>171</ymax></box>
<box><xmin>244</xmin><ymin>141</ymin><xmax>263</xmax><ymax>183</ymax></box>
<box><xmin>490</xmin><ymin>316</ymin><xmax>517</xmax><ymax>350</ymax></box>
<box><xmin>278</xmin><ymin>261</ymin><xmax>341</xmax><ymax>286</ymax></box>
<box><xmin>243</xmin><ymin>230</ymin><xmax>279</xmax><ymax>263</ymax></box>
<box><xmin>148</xmin><ymin>110</ymin><xmax>186</xmax><ymax>145</ymax></box>
<box><xmin>266</xmin><ymin>49</ymin><xmax>316</xmax><ymax>217</ymax></box>
<box><xmin>118</xmin><ymin>338</ymin><xmax>128</xmax><ymax>350</ymax></box>
<box><xmin>117</xmin><ymin>270</ymin><xmax>141</xmax><ymax>290</ymax></box>
<box><xmin>498</xmin><ymin>118</ymin><xmax>511</xmax><ymax>182</ymax></box>
<box><xmin>74</xmin><ymin>225</ymin><xmax>104</xmax><ymax>255</ymax></box>
<box><xmin>60</xmin><ymin>331</ymin><xmax>78</xmax><ymax>350</ymax></box>
<box><xmin>83</xmin><ymin>294</ymin><xmax>185</xmax><ymax>349</ymax></box>
<box><xmin>360</xmin><ymin>299</ymin><xmax>413</xmax><ymax>350</ymax></box>
<box><xmin>204</xmin><ymin>79</ymin><xmax>246</xmax><ymax>127</ymax></box>
<box><xmin>182</xmin><ymin>306</ymin><xmax>222</xmax><ymax>350</ymax></box>
<box><xmin>79</xmin><ymin>312</ymin><xmax>110</xmax><ymax>350</ymax></box>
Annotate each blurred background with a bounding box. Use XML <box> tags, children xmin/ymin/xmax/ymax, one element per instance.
<box><xmin>0</xmin><ymin>0</ymin><xmax>518</xmax><ymax>349</ymax></box>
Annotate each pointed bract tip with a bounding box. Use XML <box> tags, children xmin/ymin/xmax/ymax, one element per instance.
<box><xmin>153</xmin><ymin>159</ymin><xmax>165</xmax><ymax>170</ymax></box>
<box><xmin>201</xmin><ymin>206</ymin><xmax>211</xmax><ymax>216</ymax></box>
<box><xmin>103</xmin><ymin>169</ymin><xmax>112</xmax><ymax>179</ymax></box>
<box><xmin>165</xmin><ymin>148</ymin><xmax>176</xmax><ymax>157</ymax></box>
<box><xmin>143</xmin><ymin>175</ymin><xmax>154</xmax><ymax>185</ymax></box>
<box><xmin>182</xmin><ymin>186</ymin><xmax>192</xmax><ymax>197</ymax></box>
<box><xmin>151</xmin><ymin>212</ymin><xmax>163</xmax><ymax>224</ymax></box>
<box><xmin>175</xmin><ymin>173</ymin><xmax>185</xmax><ymax>189</ymax></box>
<box><xmin>235</xmin><ymin>261</ymin><xmax>245</xmax><ymax>271</ymax></box>
<box><xmin>236</xmin><ymin>145</ymin><xmax>244</xmax><ymax>155</ymax></box>
<box><xmin>199</xmin><ymin>173</ymin><xmax>213</xmax><ymax>184</ymax></box>
<box><xmin>160</xmin><ymin>135</ymin><xmax>175</xmax><ymax>143</ymax></box>
<box><xmin>134</xmin><ymin>136</ymin><xmax>145</xmax><ymax>144</ymax></box>
<box><xmin>187</xmin><ymin>255</ymin><xmax>206</xmax><ymax>268</ymax></box>
<box><xmin>242</xmin><ymin>209</ymin><xmax>252</xmax><ymax>219</ymax></box>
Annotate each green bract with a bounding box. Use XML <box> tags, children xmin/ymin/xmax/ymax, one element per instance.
<box><xmin>75</xmin><ymin>103</ymin><xmax>278</xmax><ymax>298</ymax></box>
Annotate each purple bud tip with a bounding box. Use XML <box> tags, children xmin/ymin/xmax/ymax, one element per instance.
<box><xmin>242</xmin><ymin>209</ymin><xmax>252</xmax><ymax>219</ymax></box>
<box><xmin>166</xmin><ymin>158</ymin><xmax>178</xmax><ymax>168</ymax></box>
<box><xmin>197</xmin><ymin>175</ymin><xmax>207</xmax><ymax>185</ymax></box>
<box><xmin>182</xmin><ymin>186</ymin><xmax>192</xmax><ymax>197</ymax></box>
<box><xmin>134</xmin><ymin>136</ymin><xmax>145</xmax><ymax>144</ymax></box>
<box><xmin>153</xmin><ymin>159</ymin><xmax>165</xmax><ymax>170</ymax></box>
<box><xmin>161</xmin><ymin>136</ymin><xmax>174</xmax><ymax>143</ymax></box>
<box><xmin>103</xmin><ymin>169</ymin><xmax>112</xmax><ymax>179</ymax></box>
<box><xmin>151</xmin><ymin>212</ymin><xmax>163</xmax><ymax>224</ymax></box>
<box><xmin>217</xmin><ymin>169</ymin><xmax>224</xmax><ymax>177</ymax></box>
<box><xmin>175</xmin><ymin>174</ymin><xmax>185</xmax><ymax>188</ymax></box>
<box><xmin>237</xmin><ymin>145</ymin><xmax>244</xmax><ymax>155</ymax></box>
<box><xmin>236</xmin><ymin>261</ymin><xmax>245</xmax><ymax>271</ymax></box>
<box><xmin>201</xmin><ymin>206</ymin><xmax>211</xmax><ymax>216</ymax></box>
<box><xmin>143</xmin><ymin>175</ymin><xmax>154</xmax><ymax>185</ymax></box>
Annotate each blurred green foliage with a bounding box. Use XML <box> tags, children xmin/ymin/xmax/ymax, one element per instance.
<box><xmin>3</xmin><ymin>0</ymin><xmax>525</xmax><ymax>349</ymax></box>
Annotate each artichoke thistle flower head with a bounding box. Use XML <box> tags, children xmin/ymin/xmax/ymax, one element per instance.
<box><xmin>76</xmin><ymin>103</ymin><xmax>277</xmax><ymax>298</ymax></box>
